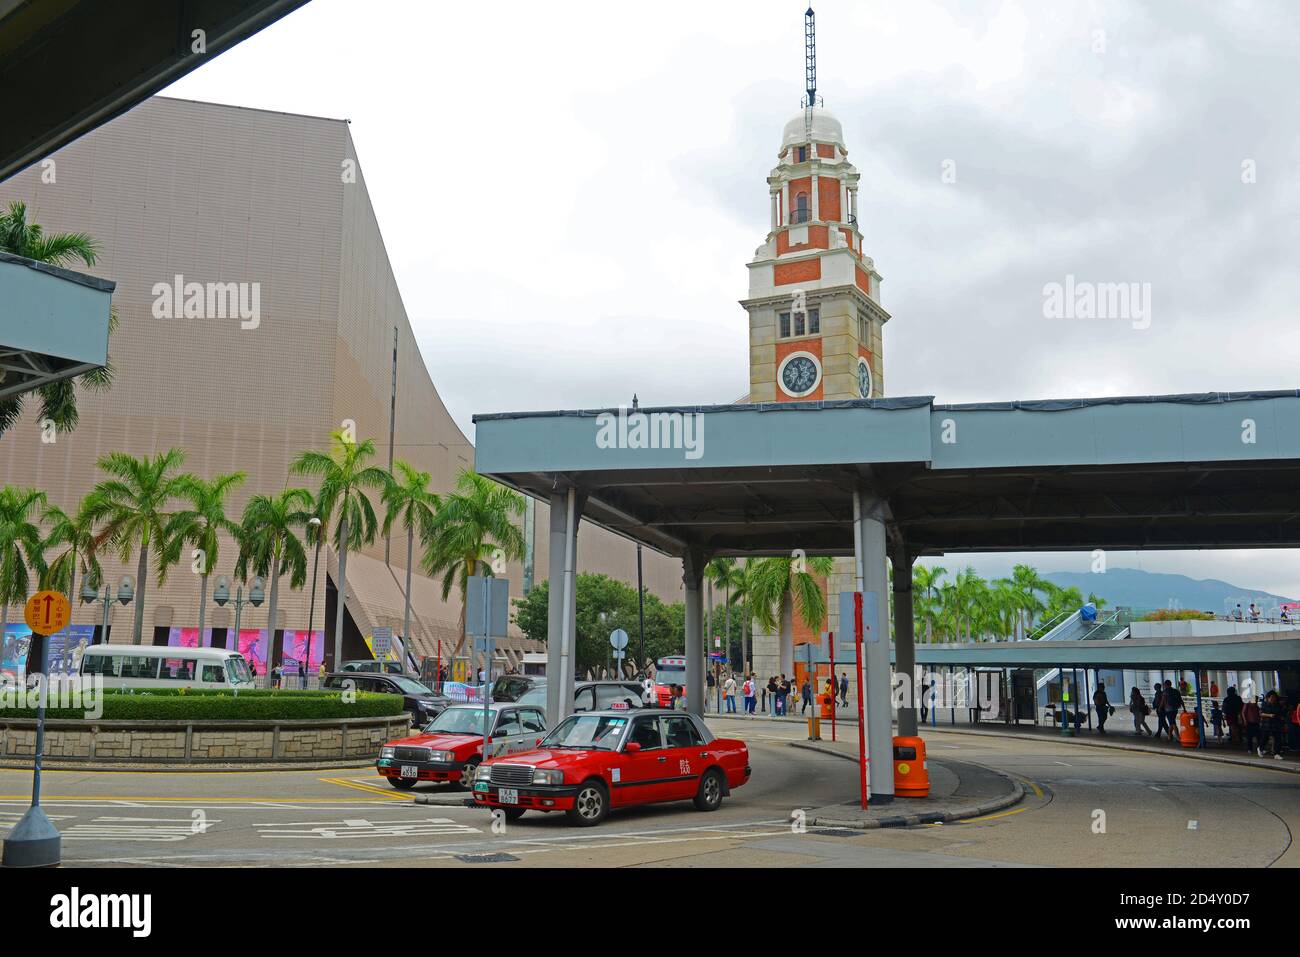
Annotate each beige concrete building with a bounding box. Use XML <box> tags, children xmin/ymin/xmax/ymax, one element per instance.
<box><xmin>0</xmin><ymin>96</ymin><xmax>679</xmax><ymax>671</ymax></box>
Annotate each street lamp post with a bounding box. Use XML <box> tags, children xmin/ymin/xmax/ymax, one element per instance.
<box><xmin>213</xmin><ymin>576</ymin><xmax>264</xmax><ymax>682</ymax></box>
<box><xmin>305</xmin><ymin>516</ymin><xmax>323</xmax><ymax>686</ymax></box>
<box><xmin>79</xmin><ymin>576</ymin><xmax>135</xmax><ymax>645</ymax></box>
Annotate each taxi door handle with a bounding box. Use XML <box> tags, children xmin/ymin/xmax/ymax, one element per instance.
<box><xmin>699</xmin><ymin>752</ymin><xmax>711</xmax><ymax>759</ymax></box>
<box><xmin>656</xmin><ymin>756</ymin><xmax>667</xmax><ymax>763</ymax></box>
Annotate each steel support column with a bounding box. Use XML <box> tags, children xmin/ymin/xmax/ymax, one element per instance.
<box><xmin>683</xmin><ymin>547</ymin><xmax>708</xmax><ymax>717</ymax></box>
<box><xmin>546</xmin><ymin>488</ymin><xmax>583</xmax><ymax>728</ymax></box>
<box><xmin>891</xmin><ymin>547</ymin><xmax>917</xmax><ymax>736</ymax></box>
<box><xmin>854</xmin><ymin>489</ymin><xmax>894</xmax><ymax>802</ymax></box>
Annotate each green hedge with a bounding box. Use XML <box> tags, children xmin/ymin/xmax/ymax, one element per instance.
<box><xmin>1</xmin><ymin>688</ymin><xmax>405</xmax><ymax>721</ymax></box>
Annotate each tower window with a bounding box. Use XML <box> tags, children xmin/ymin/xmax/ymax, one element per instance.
<box><xmin>808</xmin><ymin>308</ymin><xmax>820</xmax><ymax>334</ymax></box>
<box><xmin>794</xmin><ymin>311</ymin><xmax>805</xmax><ymax>336</ymax></box>
<box><xmin>779</xmin><ymin>312</ymin><xmax>791</xmax><ymax>338</ymax></box>
<box><xmin>793</xmin><ymin>192</ymin><xmax>809</xmax><ymax>224</ymax></box>
<box><xmin>796</xmin><ymin>145</ymin><xmax>808</xmax><ymax>163</ymax></box>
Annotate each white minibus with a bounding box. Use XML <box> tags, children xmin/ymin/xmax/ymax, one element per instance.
<box><xmin>79</xmin><ymin>646</ymin><xmax>255</xmax><ymax>689</ymax></box>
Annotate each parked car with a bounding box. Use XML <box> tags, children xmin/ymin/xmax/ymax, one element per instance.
<box><xmin>515</xmin><ymin>680</ymin><xmax>647</xmax><ymax>712</ymax></box>
<box><xmin>469</xmin><ymin>709</ymin><xmax>751</xmax><ymax>825</ymax></box>
<box><xmin>337</xmin><ymin>659</ymin><xmax>406</xmax><ymax>675</ymax></box>
<box><xmin>491</xmin><ymin>673</ymin><xmax>544</xmax><ymax>702</ymax></box>
<box><xmin>322</xmin><ymin>672</ymin><xmax>450</xmax><ymax>725</ymax></box>
<box><xmin>375</xmin><ymin>703</ymin><xmax>549</xmax><ymax>790</ymax></box>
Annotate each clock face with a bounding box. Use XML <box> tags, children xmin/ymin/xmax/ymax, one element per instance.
<box><xmin>857</xmin><ymin>357</ymin><xmax>873</xmax><ymax>399</ymax></box>
<box><xmin>779</xmin><ymin>353</ymin><xmax>821</xmax><ymax>397</ymax></box>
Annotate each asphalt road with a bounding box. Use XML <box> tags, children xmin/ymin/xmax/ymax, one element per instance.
<box><xmin>1</xmin><ymin>718</ymin><xmax>1295</xmax><ymax>867</ymax></box>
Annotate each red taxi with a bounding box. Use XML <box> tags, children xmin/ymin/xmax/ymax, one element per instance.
<box><xmin>470</xmin><ymin>709</ymin><xmax>750</xmax><ymax>826</ymax></box>
<box><xmin>376</xmin><ymin>702</ymin><xmax>548</xmax><ymax>789</ymax></box>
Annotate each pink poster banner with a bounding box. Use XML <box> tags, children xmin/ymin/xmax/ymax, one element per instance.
<box><xmin>281</xmin><ymin>630</ymin><xmax>324</xmax><ymax>669</ymax></box>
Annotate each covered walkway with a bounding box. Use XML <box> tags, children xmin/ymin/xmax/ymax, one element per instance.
<box><xmin>473</xmin><ymin>390</ymin><xmax>1300</xmax><ymax>802</ymax></box>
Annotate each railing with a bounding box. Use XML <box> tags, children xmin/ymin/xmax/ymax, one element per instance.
<box><xmin>789</xmin><ymin>208</ymin><xmax>811</xmax><ymax>225</ymax></box>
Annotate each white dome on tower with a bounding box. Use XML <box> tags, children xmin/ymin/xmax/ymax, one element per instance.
<box><xmin>781</xmin><ymin>107</ymin><xmax>844</xmax><ymax>150</ymax></box>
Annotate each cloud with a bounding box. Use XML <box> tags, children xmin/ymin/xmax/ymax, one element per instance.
<box><xmin>164</xmin><ymin>0</ymin><xmax>1300</xmax><ymax>596</ymax></box>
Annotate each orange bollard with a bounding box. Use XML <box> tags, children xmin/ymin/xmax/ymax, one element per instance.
<box><xmin>820</xmin><ymin>694</ymin><xmax>834</xmax><ymax>719</ymax></box>
<box><xmin>893</xmin><ymin>736</ymin><xmax>930</xmax><ymax>797</ymax></box>
<box><xmin>1178</xmin><ymin>712</ymin><xmax>1199</xmax><ymax>748</ymax></box>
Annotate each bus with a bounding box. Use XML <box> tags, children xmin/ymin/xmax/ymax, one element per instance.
<box><xmin>653</xmin><ymin>656</ymin><xmax>687</xmax><ymax>706</ymax></box>
<box><xmin>80</xmin><ymin>646</ymin><xmax>255</xmax><ymax>689</ymax></box>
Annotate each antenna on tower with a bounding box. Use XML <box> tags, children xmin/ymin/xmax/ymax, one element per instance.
<box><xmin>804</xmin><ymin>7</ymin><xmax>817</xmax><ymax>108</ymax></box>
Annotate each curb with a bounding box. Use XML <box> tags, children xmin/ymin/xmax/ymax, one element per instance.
<box><xmin>789</xmin><ymin>739</ymin><xmax>1025</xmax><ymax>830</ymax></box>
<box><xmin>922</xmin><ymin>724</ymin><xmax>1300</xmax><ymax>776</ymax></box>
<box><xmin>412</xmin><ymin>791</ymin><xmax>475</xmax><ymax>807</ymax></box>
<box><xmin>0</xmin><ymin>759</ymin><xmax>376</xmax><ymax>773</ymax></box>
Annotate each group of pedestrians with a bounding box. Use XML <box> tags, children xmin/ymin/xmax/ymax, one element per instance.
<box><xmin>1123</xmin><ymin>680</ymin><xmax>1294</xmax><ymax>759</ymax></box>
<box><xmin>716</xmin><ymin>670</ymin><xmax>849</xmax><ymax>718</ymax></box>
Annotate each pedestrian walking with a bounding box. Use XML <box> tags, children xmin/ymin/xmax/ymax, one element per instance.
<box><xmin>1129</xmin><ymin>687</ymin><xmax>1152</xmax><ymax>736</ymax></box>
<box><xmin>744</xmin><ymin>674</ymin><xmax>757</xmax><ymax>714</ymax></box>
<box><xmin>298</xmin><ymin>660</ymin><xmax>307</xmax><ymax>689</ymax></box>
<box><xmin>766</xmin><ymin>676</ymin><xmax>778</xmax><ymax>717</ymax></box>
<box><xmin>1093</xmin><ymin>681</ymin><xmax>1110</xmax><ymax>734</ymax></box>
<box><xmin>1260</xmin><ymin>691</ymin><xmax>1285</xmax><ymax>759</ymax></box>
<box><xmin>1243</xmin><ymin>696</ymin><xmax>1262</xmax><ymax>754</ymax></box>
<box><xmin>724</xmin><ymin>673</ymin><xmax>737</xmax><ymax>713</ymax></box>
<box><xmin>1223</xmin><ymin>685</ymin><xmax>1243</xmax><ymax>744</ymax></box>
<box><xmin>1152</xmin><ymin>682</ymin><xmax>1167</xmax><ymax>738</ymax></box>
<box><xmin>1210</xmin><ymin>700</ymin><xmax>1223</xmax><ymax>740</ymax></box>
<box><xmin>1161</xmin><ymin>680</ymin><xmax>1184</xmax><ymax>742</ymax></box>
<box><xmin>839</xmin><ymin>672</ymin><xmax>849</xmax><ymax>708</ymax></box>
<box><xmin>800</xmin><ymin>677</ymin><xmax>813</xmax><ymax>715</ymax></box>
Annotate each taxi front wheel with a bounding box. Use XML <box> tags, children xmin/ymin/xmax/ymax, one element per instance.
<box><xmin>694</xmin><ymin>769</ymin><xmax>724</xmax><ymax>811</ymax></box>
<box><xmin>566</xmin><ymin>780</ymin><xmax>609</xmax><ymax>827</ymax></box>
<box><xmin>454</xmin><ymin>759</ymin><xmax>480</xmax><ymax>792</ymax></box>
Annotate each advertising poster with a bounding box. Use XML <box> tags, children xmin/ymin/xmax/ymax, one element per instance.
<box><xmin>280</xmin><ymin>630</ymin><xmax>323</xmax><ymax>669</ymax></box>
<box><xmin>1</xmin><ymin>623</ymin><xmax>96</xmax><ymax>682</ymax></box>
<box><xmin>167</xmin><ymin>627</ymin><xmax>214</xmax><ymax>649</ymax></box>
<box><xmin>233</xmin><ymin>629</ymin><xmax>268</xmax><ymax>673</ymax></box>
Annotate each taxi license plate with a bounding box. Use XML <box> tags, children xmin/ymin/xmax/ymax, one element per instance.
<box><xmin>499</xmin><ymin>787</ymin><xmax>519</xmax><ymax>805</ymax></box>
<box><xmin>400</xmin><ymin>765</ymin><xmax>418</xmax><ymax>779</ymax></box>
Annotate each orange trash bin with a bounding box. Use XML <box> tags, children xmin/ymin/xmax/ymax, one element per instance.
<box><xmin>1178</xmin><ymin>712</ymin><xmax>1199</xmax><ymax>748</ymax></box>
<box><xmin>893</xmin><ymin>736</ymin><xmax>930</xmax><ymax>797</ymax></box>
<box><xmin>820</xmin><ymin>694</ymin><xmax>834</xmax><ymax>719</ymax></box>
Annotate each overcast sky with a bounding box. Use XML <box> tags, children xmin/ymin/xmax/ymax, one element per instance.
<box><xmin>164</xmin><ymin>0</ymin><xmax>1300</xmax><ymax>597</ymax></box>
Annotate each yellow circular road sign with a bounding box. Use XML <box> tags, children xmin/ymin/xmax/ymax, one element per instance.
<box><xmin>25</xmin><ymin>590</ymin><xmax>71</xmax><ymax>636</ymax></box>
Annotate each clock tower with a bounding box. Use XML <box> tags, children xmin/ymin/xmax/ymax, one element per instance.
<box><xmin>741</xmin><ymin>14</ymin><xmax>889</xmax><ymax>403</ymax></box>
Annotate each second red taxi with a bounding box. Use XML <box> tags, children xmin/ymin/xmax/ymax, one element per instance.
<box><xmin>376</xmin><ymin>702</ymin><xmax>548</xmax><ymax>789</ymax></box>
<box><xmin>470</xmin><ymin>708</ymin><xmax>750</xmax><ymax>825</ymax></box>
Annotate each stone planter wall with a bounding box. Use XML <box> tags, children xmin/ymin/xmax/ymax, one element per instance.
<box><xmin>0</xmin><ymin>713</ymin><xmax>412</xmax><ymax>763</ymax></box>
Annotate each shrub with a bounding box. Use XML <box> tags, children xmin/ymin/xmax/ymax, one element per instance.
<box><xmin>1137</xmin><ymin>608</ymin><xmax>1215</xmax><ymax>622</ymax></box>
<box><xmin>0</xmin><ymin>688</ymin><xmax>405</xmax><ymax>721</ymax></box>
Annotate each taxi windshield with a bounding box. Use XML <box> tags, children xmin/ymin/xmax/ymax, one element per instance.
<box><xmin>540</xmin><ymin>714</ymin><xmax>628</xmax><ymax>751</ymax></box>
<box><xmin>424</xmin><ymin>708</ymin><xmax>489</xmax><ymax>735</ymax></box>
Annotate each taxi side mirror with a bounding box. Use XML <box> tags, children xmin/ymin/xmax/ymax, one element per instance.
<box><xmin>625</xmin><ymin>742</ymin><xmax>641</xmax><ymax>753</ymax></box>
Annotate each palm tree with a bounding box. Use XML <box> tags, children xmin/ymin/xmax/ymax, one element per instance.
<box><xmin>1010</xmin><ymin>563</ymin><xmax>1049</xmax><ymax>640</ymax></box>
<box><xmin>40</xmin><ymin>497</ymin><xmax>105</xmax><ymax>603</ymax></box>
<box><xmin>725</xmin><ymin>559</ymin><xmax>756</xmax><ymax>671</ymax></box>
<box><xmin>84</xmin><ymin>450</ymin><xmax>192</xmax><ymax>644</ymax></box>
<box><xmin>236</xmin><ymin>489</ymin><xmax>313</xmax><ymax>674</ymax></box>
<box><xmin>0</xmin><ymin>487</ymin><xmax>48</xmax><ymax>670</ymax></box>
<box><xmin>0</xmin><ymin>201</ymin><xmax>115</xmax><ymax>437</ymax></box>
<box><xmin>382</xmin><ymin>461</ymin><xmax>440</xmax><ymax>659</ymax></box>
<box><xmin>747</xmin><ymin>554</ymin><xmax>835</xmax><ymax>673</ymax></box>
<box><xmin>163</xmin><ymin>472</ymin><xmax>246</xmax><ymax>644</ymax></box>
<box><xmin>422</xmin><ymin>469</ymin><xmax>525</xmax><ymax>657</ymax></box>
<box><xmin>290</xmin><ymin>429</ymin><xmax>393</xmax><ymax>668</ymax></box>
<box><xmin>706</xmin><ymin>557</ymin><xmax>741</xmax><ymax>667</ymax></box>
<box><xmin>913</xmin><ymin>564</ymin><xmax>946</xmax><ymax>642</ymax></box>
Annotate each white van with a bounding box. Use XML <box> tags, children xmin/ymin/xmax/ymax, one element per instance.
<box><xmin>79</xmin><ymin>646</ymin><xmax>255</xmax><ymax>689</ymax></box>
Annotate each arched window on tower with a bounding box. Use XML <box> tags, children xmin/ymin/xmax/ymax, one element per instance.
<box><xmin>793</xmin><ymin>192</ymin><xmax>809</xmax><ymax>224</ymax></box>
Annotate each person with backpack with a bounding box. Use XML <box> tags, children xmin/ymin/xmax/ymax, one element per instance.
<box><xmin>1129</xmin><ymin>687</ymin><xmax>1152</xmax><ymax>736</ymax></box>
<box><xmin>1242</xmin><ymin>695</ymin><xmax>1263</xmax><ymax>754</ymax></box>
<box><xmin>1093</xmin><ymin>681</ymin><xmax>1111</xmax><ymax>735</ymax></box>
<box><xmin>1222</xmin><ymin>686</ymin><xmax>1243</xmax><ymax>744</ymax></box>
<box><xmin>1161</xmin><ymin>680</ymin><xmax>1184</xmax><ymax>742</ymax></box>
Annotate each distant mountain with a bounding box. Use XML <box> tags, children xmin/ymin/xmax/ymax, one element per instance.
<box><xmin>1039</xmin><ymin>568</ymin><xmax>1296</xmax><ymax>615</ymax></box>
